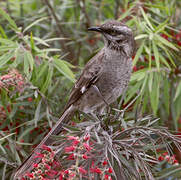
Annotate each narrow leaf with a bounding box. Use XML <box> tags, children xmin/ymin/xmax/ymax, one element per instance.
<box><xmin>54</xmin><ymin>58</ymin><xmax>75</xmax><ymax>82</ymax></box>
<box><xmin>155</xmin><ymin>34</ymin><xmax>178</xmax><ymax>51</ymax></box>
<box><xmin>152</xmin><ymin>41</ymin><xmax>160</xmax><ymax>70</ymax></box>
<box><xmin>23</xmin><ymin>17</ymin><xmax>48</xmax><ymax>33</ymax></box>
<box><xmin>133</xmin><ymin>40</ymin><xmax>145</xmax><ymax>66</ymax></box>
<box><xmin>40</xmin><ymin>65</ymin><xmax>53</xmax><ymax>94</ymax></box>
<box><xmin>34</xmin><ymin>99</ymin><xmax>42</xmax><ymax>127</ymax></box>
<box><xmin>140</xmin><ymin>7</ymin><xmax>154</xmax><ymax>30</ymax></box>
<box><xmin>174</xmin><ymin>81</ymin><xmax>181</xmax><ymax>101</ymax></box>
<box><xmin>0</xmin><ymin>8</ymin><xmax>19</xmax><ymax>31</ymax></box>
<box><xmin>0</xmin><ymin>52</ymin><xmax>14</xmax><ymax>67</ymax></box>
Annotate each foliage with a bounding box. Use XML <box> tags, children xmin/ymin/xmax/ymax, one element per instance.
<box><xmin>0</xmin><ymin>0</ymin><xmax>181</xmax><ymax>179</ymax></box>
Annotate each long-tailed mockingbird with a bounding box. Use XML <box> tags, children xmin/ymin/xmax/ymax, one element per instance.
<box><xmin>14</xmin><ymin>20</ymin><xmax>135</xmax><ymax>179</ymax></box>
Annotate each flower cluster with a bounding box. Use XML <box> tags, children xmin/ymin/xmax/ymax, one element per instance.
<box><xmin>22</xmin><ymin>145</ymin><xmax>61</xmax><ymax>180</ymax></box>
<box><xmin>21</xmin><ymin>135</ymin><xmax>114</xmax><ymax>180</ymax></box>
<box><xmin>158</xmin><ymin>152</ymin><xmax>179</xmax><ymax>166</ymax></box>
<box><xmin>0</xmin><ymin>69</ymin><xmax>25</xmax><ymax>92</ymax></box>
<box><xmin>61</xmin><ymin>135</ymin><xmax>113</xmax><ymax>180</ymax></box>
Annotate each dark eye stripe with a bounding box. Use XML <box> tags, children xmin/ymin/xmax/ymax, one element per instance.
<box><xmin>105</xmin><ymin>29</ymin><xmax>119</xmax><ymax>35</ymax></box>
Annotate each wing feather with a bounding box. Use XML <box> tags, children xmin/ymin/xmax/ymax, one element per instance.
<box><xmin>64</xmin><ymin>51</ymin><xmax>104</xmax><ymax>109</ymax></box>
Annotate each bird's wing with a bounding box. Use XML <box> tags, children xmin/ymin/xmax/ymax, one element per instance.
<box><xmin>64</xmin><ymin>51</ymin><xmax>104</xmax><ymax>109</ymax></box>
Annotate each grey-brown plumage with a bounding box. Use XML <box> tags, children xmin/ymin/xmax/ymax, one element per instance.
<box><xmin>14</xmin><ymin>20</ymin><xmax>135</xmax><ymax>179</ymax></box>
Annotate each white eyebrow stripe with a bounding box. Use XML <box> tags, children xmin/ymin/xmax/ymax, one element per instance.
<box><xmin>113</xmin><ymin>26</ymin><xmax>131</xmax><ymax>33</ymax></box>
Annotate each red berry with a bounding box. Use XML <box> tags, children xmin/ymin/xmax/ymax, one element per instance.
<box><xmin>27</xmin><ymin>97</ymin><xmax>33</xmax><ymax>102</ymax></box>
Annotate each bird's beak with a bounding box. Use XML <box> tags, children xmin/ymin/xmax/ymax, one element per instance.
<box><xmin>88</xmin><ymin>27</ymin><xmax>102</xmax><ymax>33</ymax></box>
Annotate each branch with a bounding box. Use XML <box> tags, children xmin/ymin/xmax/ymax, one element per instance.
<box><xmin>42</xmin><ymin>0</ymin><xmax>74</xmax><ymax>60</ymax></box>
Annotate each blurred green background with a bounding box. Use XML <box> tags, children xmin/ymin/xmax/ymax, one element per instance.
<box><xmin>0</xmin><ymin>0</ymin><xmax>181</xmax><ymax>179</ymax></box>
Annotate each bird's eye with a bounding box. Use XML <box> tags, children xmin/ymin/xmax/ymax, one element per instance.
<box><xmin>104</xmin><ymin>29</ymin><xmax>118</xmax><ymax>36</ymax></box>
<box><xmin>110</xmin><ymin>30</ymin><xmax>118</xmax><ymax>36</ymax></box>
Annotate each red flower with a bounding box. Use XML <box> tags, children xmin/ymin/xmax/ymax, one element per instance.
<box><xmin>158</xmin><ymin>156</ymin><xmax>164</xmax><ymax>161</ymax></box>
<box><xmin>64</xmin><ymin>170</ymin><xmax>69</xmax><ymax>174</ymax></box>
<box><xmin>52</xmin><ymin>160</ymin><xmax>61</xmax><ymax>168</ymax></box>
<box><xmin>72</xmin><ymin>140</ymin><xmax>80</xmax><ymax>146</ymax></box>
<box><xmin>133</xmin><ymin>66</ymin><xmax>137</xmax><ymax>72</ymax></box>
<box><xmin>79</xmin><ymin>167</ymin><xmax>87</xmax><ymax>174</ymax></box>
<box><xmin>84</xmin><ymin>135</ymin><xmax>90</xmax><ymax>141</ymax></box>
<box><xmin>104</xmin><ymin>174</ymin><xmax>112</xmax><ymax>180</ymax></box>
<box><xmin>83</xmin><ymin>143</ymin><xmax>92</xmax><ymax>151</ymax></box>
<box><xmin>165</xmin><ymin>155</ymin><xmax>170</xmax><ymax>161</ymax></box>
<box><xmin>108</xmin><ymin>167</ymin><xmax>113</xmax><ymax>173</ymax></box>
<box><xmin>45</xmin><ymin>164</ymin><xmax>51</xmax><ymax>170</ymax></box>
<box><xmin>42</xmin><ymin>145</ymin><xmax>52</xmax><ymax>152</ymax></box>
<box><xmin>64</xmin><ymin>146</ymin><xmax>75</xmax><ymax>152</ymax></box>
<box><xmin>59</xmin><ymin>173</ymin><xmax>63</xmax><ymax>180</ymax></box>
<box><xmin>90</xmin><ymin>166</ymin><xmax>102</xmax><ymax>174</ymax></box>
<box><xmin>33</xmin><ymin>163</ymin><xmax>38</xmax><ymax>168</ymax></box>
<box><xmin>34</xmin><ymin>152</ymin><xmax>44</xmax><ymax>159</ymax></box>
<box><xmin>173</xmin><ymin>159</ymin><xmax>179</xmax><ymax>164</ymax></box>
<box><xmin>102</xmin><ymin>160</ymin><xmax>108</xmax><ymax>166</ymax></box>
<box><xmin>162</xmin><ymin>152</ymin><xmax>168</xmax><ymax>156</ymax></box>
<box><xmin>67</xmin><ymin>153</ymin><xmax>75</xmax><ymax>160</ymax></box>
<box><xmin>46</xmin><ymin>170</ymin><xmax>58</xmax><ymax>177</ymax></box>
<box><xmin>82</xmin><ymin>154</ymin><xmax>89</xmax><ymax>159</ymax></box>
<box><xmin>67</xmin><ymin>136</ymin><xmax>78</xmax><ymax>140</ymax></box>
<box><xmin>25</xmin><ymin>173</ymin><xmax>34</xmax><ymax>178</ymax></box>
<box><xmin>160</xmin><ymin>33</ymin><xmax>168</xmax><ymax>40</ymax></box>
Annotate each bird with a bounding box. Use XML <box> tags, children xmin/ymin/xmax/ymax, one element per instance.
<box><xmin>14</xmin><ymin>20</ymin><xmax>135</xmax><ymax>179</ymax></box>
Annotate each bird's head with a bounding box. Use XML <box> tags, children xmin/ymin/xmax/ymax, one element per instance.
<box><xmin>88</xmin><ymin>20</ymin><xmax>135</xmax><ymax>57</ymax></box>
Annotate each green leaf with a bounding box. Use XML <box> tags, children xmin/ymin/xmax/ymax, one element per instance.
<box><xmin>163</xmin><ymin>78</ymin><xmax>170</xmax><ymax>115</ymax></box>
<box><xmin>53</xmin><ymin>57</ymin><xmax>75</xmax><ymax>82</ymax></box>
<box><xmin>174</xmin><ymin>81</ymin><xmax>181</xmax><ymax>101</ymax></box>
<box><xmin>34</xmin><ymin>99</ymin><xmax>42</xmax><ymax>127</ymax></box>
<box><xmin>0</xmin><ymin>52</ymin><xmax>14</xmax><ymax>67</ymax></box>
<box><xmin>23</xmin><ymin>17</ymin><xmax>48</xmax><ymax>33</ymax></box>
<box><xmin>159</xmin><ymin>54</ymin><xmax>171</xmax><ymax>69</ymax></box>
<box><xmin>0</xmin><ymin>25</ymin><xmax>7</xmax><ymax>38</ymax></box>
<box><xmin>35</xmin><ymin>62</ymin><xmax>48</xmax><ymax>83</ymax></box>
<box><xmin>149</xmin><ymin>73</ymin><xmax>160</xmax><ymax>115</ymax></box>
<box><xmin>148</xmin><ymin>72</ymin><xmax>153</xmax><ymax>92</ymax></box>
<box><xmin>40</xmin><ymin>64</ymin><xmax>53</xmax><ymax>94</ymax></box>
<box><xmin>24</xmin><ymin>53</ymin><xmax>30</xmax><ymax>79</ymax></box>
<box><xmin>30</xmin><ymin>32</ymin><xmax>35</xmax><ymax>52</ymax></box>
<box><xmin>133</xmin><ymin>40</ymin><xmax>145</xmax><ymax>66</ymax></box>
<box><xmin>44</xmin><ymin>37</ymin><xmax>67</xmax><ymax>42</ymax></box>
<box><xmin>0</xmin><ymin>8</ymin><xmax>19</xmax><ymax>32</ymax></box>
<box><xmin>154</xmin><ymin>19</ymin><xmax>168</xmax><ymax>33</ymax></box>
<box><xmin>155</xmin><ymin>34</ymin><xmax>178</xmax><ymax>51</ymax></box>
<box><xmin>18</xmin><ymin>126</ymin><xmax>35</xmax><ymax>142</ymax></box>
<box><xmin>157</xmin><ymin>42</ymin><xmax>176</xmax><ymax>67</ymax></box>
<box><xmin>0</xmin><ymin>133</ymin><xmax>16</xmax><ymax>141</ymax></box>
<box><xmin>140</xmin><ymin>7</ymin><xmax>154</xmax><ymax>30</ymax></box>
<box><xmin>0</xmin><ymin>38</ymin><xmax>15</xmax><ymax>45</ymax></box>
<box><xmin>33</xmin><ymin>37</ymin><xmax>49</xmax><ymax>47</ymax></box>
<box><xmin>131</xmin><ymin>69</ymin><xmax>147</xmax><ymax>82</ymax></box>
<box><xmin>152</xmin><ymin>41</ymin><xmax>160</xmax><ymax>70</ymax></box>
<box><xmin>135</xmin><ymin>34</ymin><xmax>148</xmax><ymax>40</ymax></box>
<box><xmin>118</xmin><ymin>5</ymin><xmax>134</xmax><ymax>21</ymax></box>
<box><xmin>124</xmin><ymin>81</ymin><xmax>142</xmax><ymax>104</ymax></box>
<box><xmin>24</xmin><ymin>51</ymin><xmax>34</xmax><ymax>71</ymax></box>
<box><xmin>174</xmin><ymin>93</ymin><xmax>181</xmax><ymax>127</ymax></box>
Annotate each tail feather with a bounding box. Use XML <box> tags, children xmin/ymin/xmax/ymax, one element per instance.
<box><xmin>14</xmin><ymin>105</ymin><xmax>75</xmax><ymax>179</ymax></box>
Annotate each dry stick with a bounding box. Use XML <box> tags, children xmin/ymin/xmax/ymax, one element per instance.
<box><xmin>78</xmin><ymin>0</ymin><xmax>91</xmax><ymax>28</ymax></box>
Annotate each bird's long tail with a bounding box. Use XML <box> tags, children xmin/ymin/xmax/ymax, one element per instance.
<box><xmin>14</xmin><ymin>105</ymin><xmax>75</xmax><ymax>179</ymax></box>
